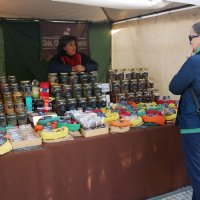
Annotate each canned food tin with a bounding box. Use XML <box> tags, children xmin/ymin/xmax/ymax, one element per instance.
<box><xmin>59</xmin><ymin>73</ymin><xmax>68</xmax><ymax>84</ymax></box>
<box><xmin>0</xmin><ymin>113</ymin><xmax>6</xmax><ymax>127</ymax></box>
<box><xmin>7</xmin><ymin>114</ymin><xmax>17</xmax><ymax>126</ymax></box>
<box><xmin>17</xmin><ymin>112</ymin><xmax>27</xmax><ymax>125</ymax></box>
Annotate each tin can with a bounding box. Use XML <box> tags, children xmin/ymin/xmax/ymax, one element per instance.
<box><xmin>61</xmin><ymin>84</ymin><xmax>72</xmax><ymax>98</ymax></box>
<box><xmin>97</xmin><ymin>95</ymin><xmax>107</xmax><ymax>108</ymax></box>
<box><xmin>7</xmin><ymin>114</ymin><xmax>17</xmax><ymax>126</ymax></box>
<box><xmin>48</xmin><ymin>73</ymin><xmax>58</xmax><ymax>85</ymax></box>
<box><xmin>87</xmin><ymin>96</ymin><xmax>97</xmax><ymax>109</ymax></box>
<box><xmin>59</xmin><ymin>73</ymin><xmax>68</xmax><ymax>84</ymax></box>
<box><xmin>82</xmin><ymin>83</ymin><xmax>92</xmax><ymax>97</ymax></box>
<box><xmin>72</xmin><ymin>84</ymin><xmax>82</xmax><ymax>98</ymax></box>
<box><xmin>89</xmin><ymin>71</ymin><xmax>98</xmax><ymax>83</ymax></box>
<box><xmin>51</xmin><ymin>85</ymin><xmax>61</xmax><ymax>98</ymax></box>
<box><xmin>17</xmin><ymin>112</ymin><xmax>27</xmax><ymax>125</ymax></box>
<box><xmin>66</xmin><ymin>98</ymin><xmax>77</xmax><ymax>111</ymax></box>
<box><xmin>79</xmin><ymin>72</ymin><xmax>89</xmax><ymax>84</ymax></box>
<box><xmin>0</xmin><ymin>113</ymin><xmax>6</xmax><ymax>127</ymax></box>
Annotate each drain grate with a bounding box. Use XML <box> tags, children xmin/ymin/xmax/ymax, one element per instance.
<box><xmin>147</xmin><ymin>186</ymin><xmax>192</xmax><ymax>200</ymax></box>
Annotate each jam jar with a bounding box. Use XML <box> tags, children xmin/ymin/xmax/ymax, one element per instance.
<box><xmin>138</xmin><ymin>79</ymin><xmax>146</xmax><ymax>90</ymax></box>
<box><xmin>97</xmin><ymin>95</ymin><xmax>107</xmax><ymax>108</ymax></box>
<box><xmin>120</xmin><ymin>80</ymin><xmax>129</xmax><ymax>93</ymax></box>
<box><xmin>77</xmin><ymin>97</ymin><xmax>87</xmax><ymax>110</ymax></box>
<box><xmin>87</xmin><ymin>96</ymin><xmax>97</xmax><ymax>109</ymax></box>
<box><xmin>3</xmin><ymin>92</ymin><xmax>12</xmax><ymax>102</ymax></box>
<box><xmin>0</xmin><ymin>113</ymin><xmax>6</xmax><ymax>127</ymax></box>
<box><xmin>129</xmin><ymin>79</ymin><xmax>138</xmax><ymax>92</ymax></box>
<box><xmin>4</xmin><ymin>101</ymin><xmax>14</xmax><ymax>115</ymax></box>
<box><xmin>141</xmin><ymin>68</ymin><xmax>148</xmax><ymax>79</ymax></box>
<box><xmin>89</xmin><ymin>71</ymin><xmax>98</xmax><ymax>83</ymax></box>
<box><xmin>66</xmin><ymin>98</ymin><xmax>77</xmax><ymax>111</ymax></box>
<box><xmin>1</xmin><ymin>84</ymin><xmax>10</xmax><ymax>93</ymax></box>
<box><xmin>124</xmin><ymin>69</ymin><xmax>132</xmax><ymax>80</ymax></box>
<box><xmin>20</xmin><ymin>80</ymin><xmax>32</xmax><ymax>96</ymax></box>
<box><xmin>116</xmin><ymin>69</ymin><xmax>124</xmax><ymax>80</ymax></box>
<box><xmin>17</xmin><ymin>112</ymin><xmax>27</xmax><ymax>125</ymax></box>
<box><xmin>116</xmin><ymin>93</ymin><xmax>126</xmax><ymax>103</ymax></box>
<box><xmin>8</xmin><ymin>76</ymin><xmax>17</xmax><ymax>85</ymax></box>
<box><xmin>136</xmin><ymin>92</ymin><xmax>144</xmax><ymax>103</ymax></box>
<box><xmin>83</xmin><ymin>83</ymin><xmax>92</xmax><ymax>97</ymax></box>
<box><xmin>48</xmin><ymin>73</ymin><xmax>58</xmax><ymax>85</ymax></box>
<box><xmin>69</xmin><ymin>72</ymin><xmax>79</xmax><ymax>85</ymax></box>
<box><xmin>55</xmin><ymin>99</ymin><xmax>66</xmax><ymax>116</ymax></box>
<box><xmin>51</xmin><ymin>85</ymin><xmax>62</xmax><ymax>98</ymax></box>
<box><xmin>59</xmin><ymin>73</ymin><xmax>68</xmax><ymax>84</ymax></box>
<box><xmin>13</xmin><ymin>91</ymin><xmax>23</xmax><ymax>102</ymax></box>
<box><xmin>61</xmin><ymin>84</ymin><xmax>72</xmax><ymax>98</ymax></box>
<box><xmin>7</xmin><ymin>113</ymin><xmax>17</xmax><ymax>126</ymax></box>
<box><xmin>0</xmin><ymin>76</ymin><xmax>7</xmax><ymax>85</ymax></box>
<box><xmin>132</xmin><ymin>68</ymin><xmax>140</xmax><ymax>79</ymax></box>
<box><xmin>143</xmin><ymin>90</ymin><xmax>152</xmax><ymax>103</ymax></box>
<box><xmin>126</xmin><ymin>93</ymin><xmax>136</xmax><ymax>102</ymax></box>
<box><xmin>0</xmin><ymin>102</ymin><xmax>4</xmax><ymax>113</ymax></box>
<box><xmin>146</xmin><ymin>78</ymin><xmax>154</xmax><ymax>89</ymax></box>
<box><xmin>93</xmin><ymin>83</ymin><xmax>102</xmax><ymax>96</ymax></box>
<box><xmin>14</xmin><ymin>101</ymin><xmax>25</xmax><ymax>114</ymax></box>
<box><xmin>10</xmin><ymin>83</ymin><xmax>19</xmax><ymax>93</ymax></box>
<box><xmin>107</xmin><ymin>70</ymin><xmax>116</xmax><ymax>82</ymax></box>
<box><xmin>72</xmin><ymin>84</ymin><xmax>82</xmax><ymax>98</ymax></box>
<box><xmin>79</xmin><ymin>72</ymin><xmax>89</xmax><ymax>84</ymax></box>
<box><xmin>111</xmin><ymin>80</ymin><xmax>120</xmax><ymax>93</ymax></box>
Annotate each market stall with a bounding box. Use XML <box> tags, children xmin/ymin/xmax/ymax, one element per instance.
<box><xmin>0</xmin><ymin>125</ymin><xmax>189</xmax><ymax>200</ymax></box>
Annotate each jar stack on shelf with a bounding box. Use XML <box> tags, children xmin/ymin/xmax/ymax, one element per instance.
<box><xmin>107</xmin><ymin>68</ymin><xmax>160</xmax><ymax>103</ymax></box>
<box><xmin>0</xmin><ymin>76</ymin><xmax>28</xmax><ymax>127</ymax></box>
<box><xmin>48</xmin><ymin>72</ymin><xmax>107</xmax><ymax>116</ymax></box>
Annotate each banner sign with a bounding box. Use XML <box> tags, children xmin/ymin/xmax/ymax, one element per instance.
<box><xmin>40</xmin><ymin>21</ymin><xmax>89</xmax><ymax>60</ymax></box>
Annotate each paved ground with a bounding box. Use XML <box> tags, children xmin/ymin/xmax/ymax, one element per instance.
<box><xmin>147</xmin><ymin>186</ymin><xmax>192</xmax><ymax>200</ymax></box>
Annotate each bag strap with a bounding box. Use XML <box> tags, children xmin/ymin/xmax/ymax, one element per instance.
<box><xmin>190</xmin><ymin>87</ymin><xmax>200</xmax><ymax>113</ymax></box>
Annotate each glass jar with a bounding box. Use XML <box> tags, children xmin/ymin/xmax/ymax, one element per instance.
<box><xmin>143</xmin><ymin>90</ymin><xmax>152</xmax><ymax>103</ymax></box>
<box><xmin>78</xmin><ymin>72</ymin><xmax>89</xmax><ymax>84</ymax></box>
<box><xmin>55</xmin><ymin>99</ymin><xmax>66</xmax><ymax>116</ymax></box>
<box><xmin>34</xmin><ymin>99</ymin><xmax>44</xmax><ymax>113</ymax></box>
<box><xmin>7</xmin><ymin>114</ymin><xmax>17</xmax><ymax>126</ymax></box>
<box><xmin>0</xmin><ymin>76</ymin><xmax>7</xmax><ymax>85</ymax></box>
<box><xmin>107</xmin><ymin>70</ymin><xmax>116</xmax><ymax>82</ymax></box>
<box><xmin>51</xmin><ymin>85</ymin><xmax>61</xmax><ymax>98</ymax></box>
<box><xmin>0</xmin><ymin>102</ymin><xmax>4</xmax><ymax>113</ymax></box>
<box><xmin>116</xmin><ymin>93</ymin><xmax>126</xmax><ymax>103</ymax></box>
<box><xmin>10</xmin><ymin>83</ymin><xmax>19</xmax><ymax>93</ymax></box>
<box><xmin>146</xmin><ymin>78</ymin><xmax>154</xmax><ymax>89</ymax></box>
<box><xmin>14</xmin><ymin>101</ymin><xmax>25</xmax><ymax>114</ymax></box>
<box><xmin>83</xmin><ymin>83</ymin><xmax>92</xmax><ymax>97</ymax></box>
<box><xmin>3</xmin><ymin>92</ymin><xmax>12</xmax><ymax>102</ymax></box>
<box><xmin>138</xmin><ymin>79</ymin><xmax>146</xmax><ymax>90</ymax></box>
<box><xmin>69</xmin><ymin>72</ymin><xmax>79</xmax><ymax>85</ymax></box>
<box><xmin>48</xmin><ymin>73</ymin><xmax>58</xmax><ymax>85</ymax></box>
<box><xmin>72</xmin><ymin>84</ymin><xmax>82</xmax><ymax>98</ymax></box>
<box><xmin>59</xmin><ymin>73</ymin><xmax>68</xmax><ymax>84</ymax></box>
<box><xmin>0</xmin><ymin>113</ymin><xmax>6</xmax><ymax>127</ymax></box>
<box><xmin>124</xmin><ymin>69</ymin><xmax>132</xmax><ymax>80</ymax></box>
<box><xmin>66</xmin><ymin>98</ymin><xmax>77</xmax><ymax>111</ymax></box>
<box><xmin>4</xmin><ymin>101</ymin><xmax>14</xmax><ymax>115</ymax></box>
<box><xmin>141</xmin><ymin>68</ymin><xmax>148</xmax><ymax>79</ymax></box>
<box><xmin>1</xmin><ymin>84</ymin><xmax>10</xmax><ymax>94</ymax></box>
<box><xmin>126</xmin><ymin>93</ymin><xmax>136</xmax><ymax>102</ymax></box>
<box><xmin>93</xmin><ymin>83</ymin><xmax>102</xmax><ymax>96</ymax></box>
<box><xmin>17</xmin><ymin>112</ymin><xmax>27</xmax><ymax>125</ymax></box>
<box><xmin>129</xmin><ymin>79</ymin><xmax>138</xmax><ymax>92</ymax></box>
<box><xmin>116</xmin><ymin>69</ymin><xmax>124</xmax><ymax>80</ymax></box>
<box><xmin>97</xmin><ymin>95</ymin><xmax>107</xmax><ymax>108</ymax></box>
<box><xmin>13</xmin><ymin>91</ymin><xmax>23</xmax><ymax>102</ymax></box>
<box><xmin>87</xmin><ymin>96</ymin><xmax>97</xmax><ymax>109</ymax></box>
<box><xmin>20</xmin><ymin>80</ymin><xmax>32</xmax><ymax>96</ymax></box>
<box><xmin>153</xmin><ymin>89</ymin><xmax>160</xmax><ymax>102</ymax></box>
<box><xmin>89</xmin><ymin>71</ymin><xmax>98</xmax><ymax>83</ymax></box>
<box><xmin>120</xmin><ymin>80</ymin><xmax>129</xmax><ymax>93</ymax></box>
<box><xmin>61</xmin><ymin>84</ymin><xmax>72</xmax><ymax>98</ymax></box>
<box><xmin>135</xmin><ymin>92</ymin><xmax>144</xmax><ymax>103</ymax></box>
<box><xmin>8</xmin><ymin>76</ymin><xmax>17</xmax><ymax>85</ymax></box>
<box><xmin>132</xmin><ymin>68</ymin><xmax>140</xmax><ymax>79</ymax></box>
<box><xmin>77</xmin><ymin>97</ymin><xmax>87</xmax><ymax>110</ymax></box>
<box><xmin>111</xmin><ymin>80</ymin><xmax>120</xmax><ymax>93</ymax></box>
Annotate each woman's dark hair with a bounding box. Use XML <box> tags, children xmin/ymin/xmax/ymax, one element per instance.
<box><xmin>192</xmin><ymin>22</ymin><xmax>200</xmax><ymax>34</ymax></box>
<box><xmin>57</xmin><ymin>35</ymin><xmax>78</xmax><ymax>52</ymax></box>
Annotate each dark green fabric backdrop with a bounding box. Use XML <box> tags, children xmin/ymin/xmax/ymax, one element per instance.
<box><xmin>0</xmin><ymin>24</ymin><xmax>5</xmax><ymax>76</ymax></box>
<box><xmin>2</xmin><ymin>20</ymin><xmax>111</xmax><ymax>82</ymax></box>
<box><xmin>89</xmin><ymin>23</ymin><xmax>111</xmax><ymax>82</ymax></box>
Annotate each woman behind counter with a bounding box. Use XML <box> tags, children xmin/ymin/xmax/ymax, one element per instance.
<box><xmin>48</xmin><ymin>35</ymin><xmax>98</xmax><ymax>73</ymax></box>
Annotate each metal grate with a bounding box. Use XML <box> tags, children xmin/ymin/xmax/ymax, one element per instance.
<box><xmin>147</xmin><ymin>186</ymin><xmax>192</xmax><ymax>200</ymax></box>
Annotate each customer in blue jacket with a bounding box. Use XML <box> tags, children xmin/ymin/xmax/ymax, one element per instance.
<box><xmin>48</xmin><ymin>35</ymin><xmax>98</xmax><ymax>73</ymax></box>
<box><xmin>169</xmin><ymin>22</ymin><xmax>200</xmax><ymax>200</ymax></box>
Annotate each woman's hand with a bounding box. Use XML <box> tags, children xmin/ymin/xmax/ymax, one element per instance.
<box><xmin>73</xmin><ymin>65</ymin><xmax>86</xmax><ymax>72</ymax></box>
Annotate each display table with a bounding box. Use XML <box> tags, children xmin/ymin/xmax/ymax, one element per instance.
<box><xmin>0</xmin><ymin>124</ymin><xmax>189</xmax><ymax>200</ymax></box>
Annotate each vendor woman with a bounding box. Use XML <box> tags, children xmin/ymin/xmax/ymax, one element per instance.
<box><xmin>48</xmin><ymin>35</ymin><xmax>98</xmax><ymax>73</ymax></box>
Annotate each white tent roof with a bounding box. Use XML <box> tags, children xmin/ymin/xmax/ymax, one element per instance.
<box><xmin>0</xmin><ymin>0</ymin><xmax>192</xmax><ymax>22</ymax></box>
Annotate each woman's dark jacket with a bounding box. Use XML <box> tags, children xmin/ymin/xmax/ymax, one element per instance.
<box><xmin>48</xmin><ymin>51</ymin><xmax>98</xmax><ymax>73</ymax></box>
<box><xmin>169</xmin><ymin>53</ymin><xmax>200</xmax><ymax>129</ymax></box>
